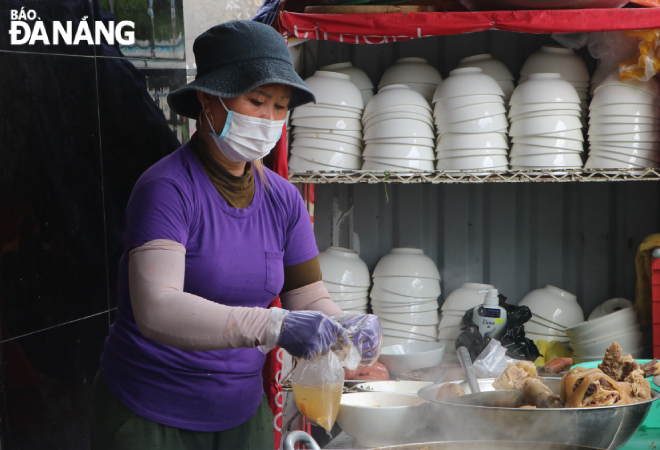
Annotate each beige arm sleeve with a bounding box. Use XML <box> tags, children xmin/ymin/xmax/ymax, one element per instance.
<box><xmin>128</xmin><ymin>239</ymin><xmax>287</xmax><ymax>352</ymax></box>
<box><xmin>280</xmin><ymin>280</ymin><xmax>344</xmax><ymax>317</ymax></box>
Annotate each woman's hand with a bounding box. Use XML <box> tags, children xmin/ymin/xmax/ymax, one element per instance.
<box><xmin>334</xmin><ymin>314</ymin><xmax>383</xmax><ymax>366</ymax></box>
<box><xmin>277</xmin><ymin>311</ymin><xmax>351</xmax><ymax>360</ymax></box>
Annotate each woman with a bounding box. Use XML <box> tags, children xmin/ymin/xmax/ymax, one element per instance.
<box><xmin>91</xmin><ymin>21</ymin><xmax>382</xmax><ymax>450</ymax></box>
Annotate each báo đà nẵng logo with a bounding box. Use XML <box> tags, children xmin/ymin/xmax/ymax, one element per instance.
<box><xmin>8</xmin><ymin>8</ymin><xmax>135</xmax><ymax>45</ymax></box>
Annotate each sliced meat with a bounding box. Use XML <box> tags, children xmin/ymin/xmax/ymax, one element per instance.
<box><xmin>598</xmin><ymin>342</ymin><xmax>623</xmax><ymax>379</ymax></box>
<box><xmin>625</xmin><ymin>369</ymin><xmax>652</xmax><ymax>402</ymax></box>
<box><xmin>493</xmin><ymin>361</ymin><xmax>537</xmax><ymax>391</ymax></box>
<box><xmin>435</xmin><ymin>383</ymin><xmax>465</xmax><ymax>402</ymax></box>
<box><xmin>642</xmin><ymin>360</ymin><xmax>660</xmax><ymax>378</ymax></box>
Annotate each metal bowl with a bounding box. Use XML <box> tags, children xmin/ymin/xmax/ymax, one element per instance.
<box><xmin>458</xmin><ymin>0</ymin><xmax>628</xmax><ymax>10</ymax></box>
<box><xmin>417</xmin><ymin>378</ymin><xmax>659</xmax><ymax>450</ymax></box>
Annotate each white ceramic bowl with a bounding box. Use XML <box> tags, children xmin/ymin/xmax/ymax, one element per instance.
<box><xmin>293</xmin><ymin>126</ymin><xmax>362</xmax><ymax>139</ymax></box>
<box><xmin>292</xmin><ymin>105</ymin><xmax>362</xmax><ymax>120</ymax></box>
<box><xmin>531</xmin><ymin>313</ymin><xmax>568</xmax><ymax>330</ymax></box>
<box><xmin>324</xmin><ymin>280</ymin><xmax>369</xmax><ymax>293</ymax></box>
<box><xmin>290</xmin><ymin>148</ymin><xmax>361</xmax><ymax>169</ymax></box>
<box><xmin>315</xmin><ymin>103</ymin><xmax>364</xmax><ymax>114</ymax></box>
<box><xmin>570</xmin><ymin>324</ymin><xmax>640</xmax><ymax>348</ymax></box>
<box><xmin>435</xmin><ymin>103</ymin><xmax>506</xmax><ymax>124</ymax></box>
<box><xmin>588</xmin><ymin>298</ymin><xmax>634</xmax><ymax>320</ymax></box>
<box><xmin>379</xmin><ymin>57</ymin><xmax>442</xmax><ymax>88</ymax></box>
<box><xmin>437</xmin><ymin>325</ymin><xmax>462</xmax><ymax>340</ymax></box>
<box><xmin>334</xmin><ymin>297</ymin><xmax>370</xmax><ymax>309</ymax></box>
<box><xmin>383</xmin><ymin>328</ymin><xmax>438</xmax><ymax>342</ymax></box>
<box><xmin>289</xmin><ymin>154</ymin><xmax>345</xmax><ymax>172</ymax></box>
<box><xmin>510</xmin><ymin>144</ymin><xmax>582</xmax><ymax>157</ymax></box>
<box><xmin>510</xmin><ymin>73</ymin><xmax>581</xmax><ymax>106</ymax></box>
<box><xmin>537</xmin><ymin>129</ymin><xmax>584</xmax><ymax>141</ymax></box>
<box><xmin>456</xmin><ymin>54</ymin><xmax>513</xmax><ymax>81</ymax></box>
<box><xmin>437</xmin><ymin>148</ymin><xmax>508</xmax><ymax>158</ymax></box>
<box><xmin>572</xmin><ymin>331</ymin><xmax>644</xmax><ymax>357</ymax></box>
<box><xmin>441</xmin><ymin>283</ymin><xmax>493</xmax><ymax>311</ymax></box>
<box><xmin>355</xmin><ymin>380</ymin><xmax>432</xmax><ymax>394</ymax></box>
<box><xmin>437</xmin><ymin>132</ymin><xmax>508</xmax><ymax>151</ymax></box>
<box><xmin>372</xmin><ymin>277</ymin><xmax>441</xmax><ymax>299</ymax></box>
<box><xmin>512</xmin><ymin>136</ymin><xmax>584</xmax><ymax>151</ymax></box>
<box><xmin>377</xmin><ymin>318</ymin><xmax>439</xmax><ymax>338</ymax></box>
<box><xmin>377</xmin><ymin>309</ymin><xmax>440</xmax><ymax>326</ymax></box>
<box><xmin>510</xmin><ymin>153</ymin><xmax>584</xmax><ymax>167</ymax></box>
<box><xmin>434</xmin><ymin>94</ymin><xmax>504</xmax><ymax>111</ymax></box>
<box><xmin>439</xmin><ymin>314</ymin><xmax>463</xmax><ymax>327</ymax></box>
<box><xmin>371</xmin><ymin>299</ymin><xmax>439</xmax><ymax>313</ymax></box>
<box><xmin>595</xmin><ymin>69</ymin><xmax>660</xmax><ymax>99</ymax></box>
<box><xmin>293</xmin><ymin>132</ymin><xmax>363</xmax><ymax>147</ymax></box>
<box><xmin>364</xmin><ymin>143</ymin><xmax>435</xmax><ymax>161</ymax></box>
<box><xmin>360</xmin><ymin>89</ymin><xmax>374</xmax><ymax>105</ymax></box>
<box><xmin>523</xmin><ymin>321</ymin><xmax>568</xmax><ymax>337</ymax></box>
<box><xmin>320</xmin><ymin>62</ymin><xmax>374</xmax><ymax>89</ymax></box>
<box><xmin>364</xmin><ymin>112</ymin><xmax>433</xmax><ymax>130</ymax></box>
<box><xmin>364</xmin><ymin>118</ymin><xmax>434</xmax><ymax>140</ymax></box>
<box><xmin>401</xmin><ymin>83</ymin><xmax>438</xmax><ymax>103</ymax></box>
<box><xmin>528</xmin><ymin>318</ymin><xmax>567</xmax><ymax>333</ymax></box>
<box><xmin>510</xmin><ymin>102</ymin><xmax>581</xmax><ymax>116</ymax></box>
<box><xmin>589</xmin><ymin>131</ymin><xmax>660</xmax><ymax>143</ymax></box>
<box><xmin>292</xmin><ymin>138</ymin><xmax>362</xmax><ymax>156</ymax></box>
<box><xmin>589</xmin><ymin>103</ymin><xmax>660</xmax><ymax>117</ymax></box>
<box><xmin>589</xmin><ymin>150</ymin><xmax>658</xmax><ymax>167</ymax></box>
<box><xmin>363</xmin><ymin>157</ymin><xmax>435</xmax><ymax>171</ymax></box>
<box><xmin>584</xmin><ymin>155</ymin><xmax>651</xmax><ymax>171</ymax></box>
<box><xmin>520</xmin><ymin>46</ymin><xmax>589</xmax><ymax>81</ymax></box>
<box><xmin>336</xmin><ymin>392</ymin><xmax>428</xmax><ymax>448</ymax></box>
<box><xmin>510</xmin><ymin>109</ymin><xmax>582</xmax><ymax>121</ymax></box>
<box><xmin>363</xmin><ymin>104</ymin><xmax>432</xmax><ymax>123</ymax></box>
<box><xmin>433</xmin><ymin>68</ymin><xmax>504</xmax><ymax>103</ymax></box>
<box><xmin>591</xmin><ymin>140</ymin><xmax>660</xmax><ymax>151</ymax></box>
<box><xmin>438</xmin><ymin>114</ymin><xmax>509</xmax><ymax>134</ymax></box>
<box><xmin>588</xmin><ymin>123</ymin><xmax>660</xmax><ymax>137</ymax></box>
<box><xmin>565</xmin><ymin>306</ymin><xmax>638</xmax><ymax>339</ymax></box>
<box><xmin>518</xmin><ymin>285</ymin><xmax>584</xmax><ymax>328</ymax></box>
<box><xmin>590</xmin><ymin>86</ymin><xmax>660</xmax><ymax>108</ymax></box>
<box><xmin>509</xmin><ymin>115</ymin><xmax>583</xmax><ymax>136</ymax></box>
<box><xmin>291</xmin><ymin>117</ymin><xmax>362</xmax><ymax>131</ymax></box>
<box><xmin>378</xmin><ymin>342</ymin><xmax>445</xmax><ymax>374</ymax></box>
<box><xmin>303</xmin><ymin>71</ymin><xmax>364</xmax><ymax>110</ymax></box>
<box><xmin>498</xmin><ymin>80</ymin><xmax>515</xmax><ymax>102</ymax></box>
<box><xmin>364</xmin><ymin>85</ymin><xmax>431</xmax><ymax>119</ymax></box>
<box><xmin>441</xmin><ymin>309</ymin><xmax>469</xmax><ymax>317</ymax></box>
<box><xmin>591</xmin><ymin>146</ymin><xmax>660</xmax><ymax>161</ymax></box>
<box><xmin>318</xmin><ymin>246</ymin><xmax>370</xmax><ymax>287</ymax></box>
<box><xmin>373</xmin><ymin>248</ymin><xmax>440</xmax><ymax>279</ymax></box>
<box><xmin>330</xmin><ymin>291</ymin><xmax>370</xmax><ymax>301</ymax></box>
<box><xmin>436</xmin><ymin>154</ymin><xmax>509</xmax><ymax>170</ymax></box>
<box><xmin>366</xmin><ymin>137</ymin><xmax>436</xmax><ymax>147</ymax></box>
<box><xmin>370</xmin><ymin>287</ymin><xmax>438</xmax><ymax>305</ymax></box>
<box><xmin>362</xmin><ymin>161</ymin><xmax>432</xmax><ymax>172</ymax></box>
<box><xmin>589</xmin><ymin>115</ymin><xmax>660</xmax><ymax>125</ymax></box>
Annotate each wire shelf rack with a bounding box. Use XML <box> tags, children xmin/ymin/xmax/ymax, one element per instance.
<box><xmin>288</xmin><ymin>168</ymin><xmax>660</xmax><ymax>184</ymax></box>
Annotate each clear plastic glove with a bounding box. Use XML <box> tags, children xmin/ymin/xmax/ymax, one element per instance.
<box><xmin>333</xmin><ymin>314</ymin><xmax>383</xmax><ymax>366</ymax></box>
<box><xmin>277</xmin><ymin>311</ymin><xmax>350</xmax><ymax>360</ymax></box>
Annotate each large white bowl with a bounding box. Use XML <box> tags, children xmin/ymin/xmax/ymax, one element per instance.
<box><xmin>363</xmin><ymin>157</ymin><xmax>435</xmax><ymax>171</ymax></box>
<box><xmin>334</xmin><ymin>297</ymin><xmax>370</xmax><ymax>309</ymax></box>
<box><xmin>292</xmin><ymin>138</ymin><xmax>362</xmax><ymax>156</ymax></box>
<box><xmin>366</xmin><ymin>136</ymin><xmax>436</xmax><ymax>147</ymax></box>
<box><xmin>364</xmin><ymin>118</ymin><xmax>434</xmax><ymax>140</ymax></box>
<box><xmin>364</xmin><ymin>112</ymin><xmax>433</xmax><ymax>130</ymax></box>
<box><xmin>373</xmin><ymin>248</ymin><xmax>440</xmax><ymax>280</ymax></box>
<box><xmin>498</xmin><ymin>80</ymin><xmax>515</xmax><ymax>102</ymax></box>
<box><xmin>303</xmin><ymin>71</ymin><xmax>364</xmax><ymax>110</ymax></box>
<box><xmin>437</xmin><ymin>148</ymin><xmax>509</xmax><ymax>158</ymax></box>
<box><xmin>355</xmin><ymin>380</ymin><xmax>432</xmax><ymax>394</ymax></box>
<box><xmin>373</xmin><ymin>277</ymin><xmax>441</xmax><ymax>298</ymax></box>
<box><xmin>329</xmin><ymin>290</ymin><xmax>370</xmax><ymax>301</ymax></box>
<box><xmin>337</xmin><ymin>392</ymin><xmax>428</xmax><ymax>448</ymax></box>
<box><xmin>510</xmin><ymin>73</ymin><xmax>581</xmax><ymax>106</ymax></box>
<box><xmin>441</xmin><ymin>283</ymin><xmax>493</xmax><ymax>311</ymax></box>
<box><xmin>437</xmin><ymin>325</ymin><xmax>462</xmax><ymax>340</ymax></box>
<box><xmin>589</xmin><ymin>103</ymin><xmax>660</xmax><ymax>117</ymax></box>
<box><xmin>292</xmin><ymin>105</ymin><xmax>362</xmax><ymax>120</ymax></box>
<box><xmin>440</xmin><ymin>309</ymin><xmax>468</xmax><ymax>317</ymax></box>
<box><xmin>377</xmin><ymin>318</ymin><xmax>439</xmax><ymax>338</ymax></box>
<box><xmin>438</xmin><ymin>114</ymin><xmax>509</xmax><ymax>134</ymax></box>
<box><xmin>318</xmin><ymin>246</ymin><xmax>370</xmax><ymax>287</ymax></box>
<box><xmin>509</xmin><ymin>115</ymin><xmax>583</xmax><ymax>136</ymax></box>
<box><xmin>364</xmin><ymin>85</ymin><xmax>431</xmax><ymax>119</ymax></box>
<box><xmin>293</xmin><ymin>126</ymin><xmax>362</xmax><ymax>139</ymax></box>
<box><xmin>512</xmin><ymin>136</ymin><xmax>584</xmax><ymax>151</ymax></box>
<box><xmin>570</xmin><ymin>324</ymin><xmax>640</xmax><ymax>349</ymax></box>
<box><xmin>434</xmin><ymin>94</ymin><xmax>504</xmax><ymax>111</ymax></box>
<box><xmin>520</xmin><ymin>46</ymin><xmax>589</xmax><ymax>81</ymax></box>
<box><xmin>589</xmin><ymin>150</ymin><xmax>658</xmax><ymax>168</ymax></box>
<box><xmin>436</xmin><ymin>154</ymin><xmax>509</xmax><ymax>170</ymax></box>
<box><xmin>588</xmin><ymin>298</ymin><xmax>634</xmax><ymax>320</ymax></box>
<box><xmin>377</xmin><ymin>309</ymin><xmax>440</xmax><ymax>326</ymax></box>
<box><xmin>379</xmin><ymin>57</ymin><xmax>442</xmax><ymax>88</ymax></box>
<box><xmin>518</xmin><ymin>285</ymin><xmax>584</xmax><ymax>328</ymax></box>
<box><xmin>525</xmin><ymin>331</ymin><xmax>569</xmax><ymax>343</ymax></box>
<box><xmin>382</xmin><ymin>336</ymin><xmax>432</xmax><ymax>347</ymax></box>
<box><xmin>564</xmin><ymin>306</ymin><xmax>638</xmax><ymax>338</ymax></box>
<box><xmin>290</xmin><ymin>148</ymin><xmax>361</xmax><ymax>169</ymax></box>
<box><xmin>402</xmin><ymin>82</ymin><xmax>438</xmax><ymax>103</ymax></box>
<box><xmin>370</xmin><ymin>287</ymin><xmax>438</xmax><ymax>305</ymax></box>
<box><xmin>289</xmin><ymin>154</ymin><xmax>345</xmax><ymax>172</ymax></box>
<box><xmin>572</xmin><ymin>331</ymin><xmax>644</xmax><ymax>357</ymax></box>
<box><xmin>456</xmin><ymin>54</ymin><xmax>513</xmax><ymax>81</ymax></box>
<box><xmin>510</xmin><ymin>144</ymin><xmax>582</xmax><ymax>157</ymax></box>
<box><xmin>590</xmin><ymin>86</ymin><xmax>660</xmax><ymax>108</ymax></box>
<box><xmin>438</xmin><ymin>314</ymin><xmax>462</xmax><ymax>328</ymax></box>
<box><xmin>591</xmin><ymin>140</ymin><xmax>660</xmax><ymax>151</ymax></box>
<box><xmin>510</xmin><ymin>153</ymin><xmax>584</xmax><ymax>167</ymax></box>
<box><xmin>588</xmin><ymin>123</ymin><xmax>660</xmax><ymax>136</ymax></box>
<box><xmin>291</xmin><ymin>117</ymin><xmax>362</xmax><ymax>131</ymax></box>
<box><xmin>364</xmin><ymin>143</ymin><xmax>435</xmax><ymax>161</ymax></box>
<box><xmin>584</xmin><ymin>155</ymin><xmax>651</xmax><ymax>171</ymax></box>
<box><xmin>320</xmin><ymin>61</ymin><xmax>374</xmax><ymax>90</ymax></box>
<box><xmin>510</xmin><ymin>102</ymin><xmax>581</xmax><ymax>116</ymax></box>
<box><xmin>360</xmin><ymin>89</ymin><xmax>374</xmax><ymax>105</ymax></box>
<box><xmin>511</xmin><ymin>109</ymin><xmax>582</xmax><ymax>121</ymax></box>
<box><xmin>324</xmin><ymin>280</ymin><xmax>369</xmax><ymax>293</ymax></box>
<box><xmin>378</xmin><ymin>342</ymin><xmax>445</xmax><ymax>374</ymax></box>
<box><xmin>528</xmin><ymin>317</ymin><xmax>567</xmax><ymax>332</ymax></box>
<box><xmin>591</xmin><ymin>146</ymin><xmax>660</xmax><ymax>161</ymax></box>
<box><xmin>382</xmin><ymin>329</ymin><xmax>438</xmax><ymax>342</ymax></box>
<box><xmin>589</xmin><ymin>115</ymin><xmax>660</xmax><ymax>125</ymax></box>
<box><xmin>537</xmin><ymin>129</ymin><xmax>584</xmax><ymax>141</ymax></box>
<box><xmin>363</xmin><ymin>104</ymin><xmax>432</xmax><ymax>123</ymax></box>
<box><xmin>589</xmin><ymin>131</ymin><xmax>660</xmax><ymax>143</ymax></box>
<box><xmin>293</xmin><ymin>132</ymin><xmax>363</xmax><ymax>147</ymax></box>
<box><xmin>433</xmin><ymin>68</ymin><xmax>504</xmax><ymax>103</ymax></box>
<box><xmin>435</xmin><ymin>103</ymin><xmax>506</xmax><ymax>124</ymax></box>
<box><xmin>371</xmin><ymin>299</ymin><xmax>439</xmax><ymax>313</ymax></box>
<box><xmin>437</xmin><ymin>132</ymin><xmax>508</xmax><ymax>151</ymax></box>
<box><xmin>362</xmin><ymin>161</ymin><xmax>432</xmax><ymax>172</ymax></box>
<box><xmin>595</xmin><ymin>69</ymin><xmax>660</xmax><ymax>99</ymax></box>
<box><xmin>531</xmin><ymin>313</ymin><xmax>568</xmax><ymax>330</ymax></box>
<box><xmin>523</xmin><ymin>321</ymin><xmax>569</xmax><ymax>337</ymax></box>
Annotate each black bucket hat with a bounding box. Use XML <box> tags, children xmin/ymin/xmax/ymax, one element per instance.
<box><xmin>167</xmin><ymin>21</ymin><xmax>316</xmax><ymax>119</ymax></box>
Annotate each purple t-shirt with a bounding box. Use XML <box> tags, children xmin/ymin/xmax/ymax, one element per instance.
<box><xmin>100</xmin><ymin>143</ymin><xmax>318</xmax><ymax>432</ymax></box>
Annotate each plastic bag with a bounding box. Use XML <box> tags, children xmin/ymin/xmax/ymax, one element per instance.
<box><xmin>291</xmin><ymin>324</ymin><xmax>360</xmax><ymax>431</ymax></box>
<box><xmin>619</xmin><ymin>29</ymin><xmax>660</xmax><ymax>82</ymax></box>
<box><xmin>473</xmin><ymin>339</ymin><xmax>520</xmax><ymax>378</ymax></box>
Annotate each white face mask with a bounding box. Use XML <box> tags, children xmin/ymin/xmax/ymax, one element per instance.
<box><xmin>204</xmin><ymin>98</ymin><xmax>286</xmax><ymax>163</ymax></box>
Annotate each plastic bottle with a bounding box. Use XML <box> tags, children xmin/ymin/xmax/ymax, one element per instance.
<box><xmin>472</xmin><ymin>288</ymin><xmax>508</xmax><ymax>340</ymax></box>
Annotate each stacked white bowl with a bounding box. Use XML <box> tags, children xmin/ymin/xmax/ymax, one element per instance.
<box><xmin>378</xmin><ymin>57</ymin><xmax>442</xmax><ymax>104</ymax></box>
<box><xmin>508</xmin><ymin>73</ymin><xmax>585</xmax><ymax>172</ymax></box>
<box><xmin>519</xmin><ymin>46</ymin><xmax>590</xmax><ymax>127</ymax></box>
<box><xmin>370</xmin><ymin>248</ymin><xmax>441</xmax><ymax>347</ymax></box>
<box><xmin>433</xmin><ymin>68</ymin><xmax>509</xmax><ymax>171</ymax></box>
<box><xmin>289</xmin><ymin>71</ymin><xmax>364</xmax><ymax>172</ymax></box>
<box><xmin>518</xmin><ymin>285</ymin><xmax>584</xmax><ymax>344</ymax></box>
<box><xmin>585</xmin><ymin>70</ymin><xmax>660</xmax><ymax>172</ymax></box>
<box><xmin>455</xmin><ymin>54</ymin><xmax>515</xmax><ymax>106</ymax></box>
<box><xmin>362</xmin><ymin>85</ymin><xmax>435</xmax><ymax>171</ymax></box>
<box><xmin>588</xmin><ymin>297</ymin><xmax>633</xmax><ymax>321</ymax></box>
<box><xmin>564</xmin><ymin>307</ymin><xmax>642</xmax><ymax>364</ymax></box>
<box><xmin>439</xmin><ymin>283</ymin><xmax>493</xmax><ymax>356</ymax></box>
<box><xmin>318</xmin><ymin>246</ymin><xmax>370</xmax><ymax>314</ymax></box>
<box><xmin>320</xmin><ymin>61</ymin><xmax>375</xmax><ymax>107</ymax></box>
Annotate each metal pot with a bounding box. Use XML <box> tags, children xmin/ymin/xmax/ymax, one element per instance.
<box><xmin>417</xmin><ymin>378</ymin><xmax>659</xmax><ymax>450</ymax></box>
